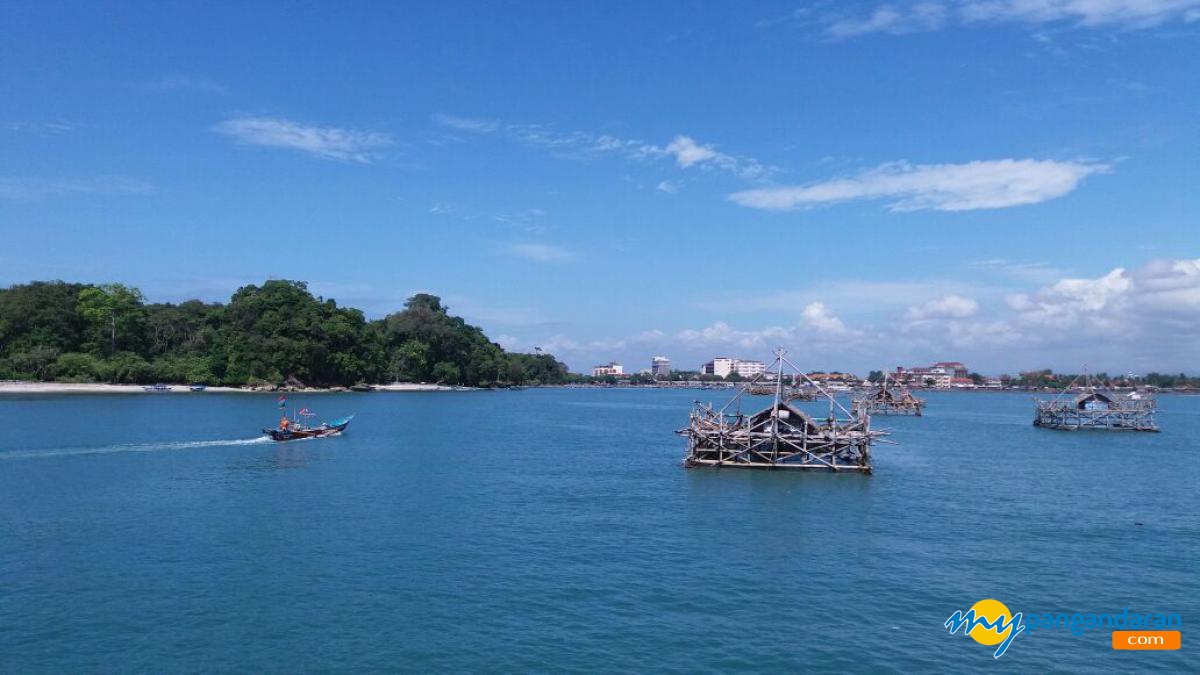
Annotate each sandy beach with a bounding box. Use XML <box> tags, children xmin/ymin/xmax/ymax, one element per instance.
<box><xmin>371</xmin><ymin>383</ymin><xmax>479</xmax><ymax>392</ymax></box>
<box><xmin>0</xmin><ymin>381</ymin><xmax>477</xmax><ymax>395</ymax></box>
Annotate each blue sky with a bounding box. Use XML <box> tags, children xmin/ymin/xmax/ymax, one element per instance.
<box><xmin>2</xmin><ymin>1</ymin><xmax>1199</xmax><ymax>374</ymax></box>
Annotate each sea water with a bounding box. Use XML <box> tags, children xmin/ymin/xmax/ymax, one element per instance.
<box><xmin>1</xmin><ymin>390</ymin><xmax>1197</xmax><ymax>672</ymax></box>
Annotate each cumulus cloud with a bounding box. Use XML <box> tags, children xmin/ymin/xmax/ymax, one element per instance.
<box><xmin>729</xmin><ymin>158</ymin><xmax>1107</xmax><ymax>212</ymax></box>
<box><xmin>801</xmin><ymin>302</ymin><xmax>853</xmax><ymax>334</ymax></box>
<box><xmin>1007</xmin><ymin>267</ymin><xmax>1133</xmax><ymax>330</ymax></box>
<box><xmin>662</xmin><ymin>136</ymin><xmax>719</xmax><ymax>167</ymax></box>
<box><xmin>531</xmin><ymin>259</ymin><xmax>1200</xmax><ymax>373</ymax></box>
<box><xmin>213</xmin><ymin>117</ymin><xmax>393</xmax><ymax>163</ymax></box>
<box><xmin>808</xmin><ymin>0</ymin><xmax>1200</xmax><ymax>39</ymax></box>
<box><xmin>905</xmin><ymin>294</ymin><xmax>980</xmax><ymax>320</ymax></box>
<box><xmin>656</xmin><ymin>180</ymin><xmax>680</xmax><ymax>194</ymax></box>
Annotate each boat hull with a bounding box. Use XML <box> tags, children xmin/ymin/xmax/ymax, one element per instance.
<box><xmin>262</xmin><ymin>418</ymin><xmax>352</xmax><ymax>441</ymax></box>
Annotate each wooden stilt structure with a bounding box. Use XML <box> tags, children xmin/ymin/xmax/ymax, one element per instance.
<box><xmin>1033</xmin><ymin>369</ymin><xmax>1159</xmax><ymax>432</ymax></box>
<box><xmin>679</xmin><ymin>349</ymin><xmax>886</xmax><ymax>473</ymax></box>
<box><xmin>748</xmin><ymin>383</ymin><xmax>818</xmax><ymax>401</ymax></box>
<box><xmin>852</xmin><ymin>372</ymin><xmax>924</xmax><ymax>416</ymax></box>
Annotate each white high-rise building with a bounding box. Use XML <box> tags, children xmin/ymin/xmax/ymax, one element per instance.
<box><xmin>734</xmin><ymin>360</ymin><xmax>765</xmax><ymax>378</ymax></box>
<box><xmin>702</xmin><ymin>357</ymin><xmax>765</xmax><ymax>378</ymax></box>
<box><xmin>651</xmin><ymin>356</ymin><xmax>671</xmax><ymax>378</ymax></box>
<box><xmin>592</xmin><ymin>362</ymin><xmax>624</xmax><ymax>377</ymax></box>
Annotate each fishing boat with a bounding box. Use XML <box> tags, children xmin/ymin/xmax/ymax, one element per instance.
<box><xmin>263</xmin><ymin>405</ymin><xmax>354</xmax><ymax>441</ymax></box>
<box><xmin>143</xmin><ymin>383</ymin><xmax>172</xmax><ymax>392</ymax></box>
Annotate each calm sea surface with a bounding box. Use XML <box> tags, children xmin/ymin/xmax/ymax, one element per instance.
<box><xmin>1</xmin><ymin>389</ymin><xmax>1197</xmax><ymax>672</ymax></box>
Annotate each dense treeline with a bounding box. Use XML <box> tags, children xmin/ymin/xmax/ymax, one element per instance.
<box><xmin>1013</xmin><ymin>369</ymin><xmax>1200</xmax><ymax>389</ymax></box>
<box><xmin>0</xmin><ymin>280</ymin><xmax>570</xmax><ymax>387</ymax></box>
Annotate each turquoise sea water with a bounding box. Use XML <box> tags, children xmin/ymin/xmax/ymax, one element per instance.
<box><xmin>1</xmin><ymin>389</ymin><xmax>1197</xmax><ymax>672</ymax></box>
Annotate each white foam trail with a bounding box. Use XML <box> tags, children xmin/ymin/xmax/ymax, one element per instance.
<box><xmin>0</xmin><ymin>436</ymin><xmax>271</xmax><ymax>460</ymax></box>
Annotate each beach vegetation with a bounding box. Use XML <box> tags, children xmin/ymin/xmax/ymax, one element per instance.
<box><xmin>0</xmin><ymin>279</ymin><xmax>571</xmax><ymax>388</ymax></box>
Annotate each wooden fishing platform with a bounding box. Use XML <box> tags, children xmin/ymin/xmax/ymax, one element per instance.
<box><xmin>1033</xmin><ymin>371</ymin><xmax>1159</xmax><ymax>432</ymax></box>
<box><xmin>748</xmin><ymin>384</ymin><xmax>818</xmax><ymax>401</ymax></box>
<box><xmin>680</xmin><ymin>349</ymin><xmax>887</xmax><ymax>473</ymax></box>
<box><xmin>852</xmin><ymin>373</ymin><xmax>924</xmax><ymax>416</ymax></box>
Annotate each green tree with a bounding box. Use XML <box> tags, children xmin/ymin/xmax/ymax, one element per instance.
<box><xmin>10</xmin><ymin>346</ymin><xmax>60</xmax><ymax>381</ymax></box>
<box><xmin>0</xmin><ymin>281</ymin><xmax>90</xmax><ymax>358</ymax></box>
<box><xmin>77</xmin><ymin>283</ymin><xmax>147</xmax><ymax>356</ymax></box>
<box><xmin>56</xmin><ymin>352</ymin><xmax>104</xmax><ymax>381</ymax></box>
<box><xmin>431</xmin><ymin>361</ymin><xmax>460</xmax><ymax>384</ymax></box>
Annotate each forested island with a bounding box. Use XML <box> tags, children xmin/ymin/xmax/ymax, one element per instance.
<box><xmin>0</xmin><ymin>280</ymin><xmax>570</xmax><ymax>387</ymax></box>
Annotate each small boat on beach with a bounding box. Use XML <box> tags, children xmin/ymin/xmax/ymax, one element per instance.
<box><xmin>189</xmin><ymin>384</ymin><xmax>207</xmax><ymax>392</ymax></box>
<box><xmin>143</xmin><ymin>383</ymin><xmax>172</xmax><ymax>392</ymax></box>
<box><xmin>263</xmin><ymin>409</ymin><xmax>354</xmax><ymax>441</ymax></box>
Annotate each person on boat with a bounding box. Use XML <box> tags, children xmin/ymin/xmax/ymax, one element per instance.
<box><xmin>280</xmin><ymin>416</ymin><xmax>290</xmax><ymax>431</ymax></box>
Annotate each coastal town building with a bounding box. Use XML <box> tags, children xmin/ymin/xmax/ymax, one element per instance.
<box><xmin>807</xmin><ymin>371</ymin><xmax>859</xmax><ymax>385</ymax></box>
<box><xmin>592</xmin><ymin>362</ymin><xmax>624</xmax><ymax>377</ymax></box>
<box><xmin>702</xmin><ymin>357</ymin><xmax>765</xmax><ymax>378</ymax></box>
<box><xmin>893</xmin><ymin>361</ymin><xmax>970</xmax><ymax>388</ymax></box>
<box><xmin>651</xmin><ymin>356</ymin><xmax>671</xmax><ymax>378</ymax></box>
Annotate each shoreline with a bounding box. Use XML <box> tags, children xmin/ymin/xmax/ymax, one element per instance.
<box><xmin>0</xmin><ymin>381</ymin><xmax>477</xmax><ymax>395</ymax></box>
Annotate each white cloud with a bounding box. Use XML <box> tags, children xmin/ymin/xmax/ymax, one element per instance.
<box><xmin>433</xmin><ymin>116</ymin><xmax>769</xmax><ymax>179</ymax></box>
<box><xmin>213</xmin><ymin>117</ymin><xmax>393</xmax><ymax>163</ymax></box>
<box><xmin>505</xmin><ymin>242</ymin><xmax>577</xmax><ymax>263</ymax></box>
<box><xmin>0</xmin><ymin>176</ymin><xmax>155</xmax><ymax>200</ymax></box>
<box><xmin>3</xmin><ymin>121</ymin><xmax>76</xmax><ymax>134</ymax></box>
<box><xmin>905</xmin><ymin>294</ymin><xmax>980</xmax><ymax>320</ymax></box>
<box><xmin>645</xmin><ymin>135</ymin><xmax>769</xmax><ymax>179</ymax></box>
<box><xmin>137</xmin><ymin>75</ymin><xmax>228</xmax><ymax>95</ymax></box>
<box><xmin>801</xmin><ymin>301</ymin><xmax>853</xmax><ymax>334</ymax></box>
<box><xmin>534</xmin><ymin>258</ymin><xmax>1200</xmax><ymax>373</ymax></box>
<box><xmin>961</xmin><ymin>0</ymin><xmax>1200</xmax><ymax>27</ymax></box>
<box><xmin>827</xmin><ymin>2</ymin><xmax>948</xmax><ymax>38</ymax></box>
<box><xmin>656</xmin><ymin>180</ymin><xmax>680</xmax><ymax>194</ymax></box>
<box><xmin>811</xmin><ymin>0</ymin><xmax>1200</xmax><ymax>38</ymax></box>
<box><xmin>677</xmin><ymin>321</ymin><xmax>797</xmax><ymax>351</ymax></box>
<box><xmin>967</xmin><ymin>259</ymin><xmax>1066</xmax><ymax>283</ymax></box>
<box><xmin>729</xmin><ymin>158</ymin><xmax>1107</xmax><ymax>211</ymax></box>
<box><xmin>430</xmin><ymin>113</ymin><xmax>500</xmax><ymax>133</ymax></box>
<box><xmin>1006</xmin><ymin>259</ymin><xmax>1200</xmax><ymax>348</ymax></box>
<box><xmin>663</xmin><ymin>136</ymin><xmax>719</xmax><ymax>167</ymax></box>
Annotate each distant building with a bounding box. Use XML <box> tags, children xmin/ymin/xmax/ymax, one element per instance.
<box><xmin>734</xmin><ymin>360</ymin><xmax>765</xmax><ymax>378</ymax></box>
<box><xmin>807</xmin><ymin>371</ymin><xmax>859</xmax><ymax>384</ymax></box>
<box><xmin>703</xmin><ymin>357</ymin><xmax>735</xmax><ymax>377</ymax></box>
<box><xmin>894</xmin><ymin>361</ymin><xmax>970</xmax><ymax>389</ymax></box>
<box><xmin>593</xmin><ymin>362</ymin><xmax>624</xmax><ymax>377</ymax></box>
<box><xmin>651</xmin><ymin>356</ymin><xmax>671</xmax><ymax>378</ymax></box>
<box><xmin>702</xmin><ymin>357</ymin><xmax>764</xmax><ymax>378</ymax></box>
<box><xmin>932</xmin><ymin>361</ymin><xmax>969</xmax><ymax>379</ymax></box>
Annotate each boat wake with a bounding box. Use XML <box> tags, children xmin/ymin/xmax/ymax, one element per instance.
<box><xmin>0</xmin><ymin>436</ymin><xmax>271</xmax><ymax>460</ymax></box>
